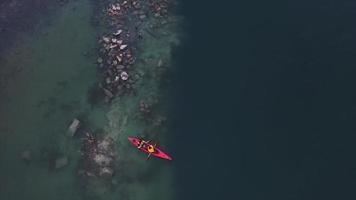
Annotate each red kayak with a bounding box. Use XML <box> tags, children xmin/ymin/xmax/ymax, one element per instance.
<box><xmin>128</xmin><ymin>137</ymin><xmax>172</xmax><ymax>160</ymax></box>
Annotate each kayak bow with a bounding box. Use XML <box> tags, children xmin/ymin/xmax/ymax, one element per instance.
<box><xmin>128</xmin><ymin>137</ymin><xmax>172</xmax><ymax>160</ymax></box>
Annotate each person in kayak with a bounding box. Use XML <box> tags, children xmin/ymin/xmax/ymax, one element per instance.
<box><xmin>147</xmin><ymin>144</ymin><xmax>155</xmax><ymax>153</ymax></box>
<box><xmin>138</xmin><ymin>139</ymin><xmax>149</xmax><ymax>149</ymax></box>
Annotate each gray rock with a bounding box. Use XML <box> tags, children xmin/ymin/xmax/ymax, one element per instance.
<box><xmin>157</xmin><ymin>59</ymin><xmax>163</xmax><ymax>67</ymax></box>
<box><xmin>117</xmin><ymin>65</ymin><xmax>125</xmax><ymax>70</ymax></box>
<box><xmin>103</xmin><ymin>88</ymin><xmax>114</xmax><ymax>99</ymax></box>
<box><xmin>93</xmin><ymin>154</ymin><xmax>112</xmax><ymax>166</ymax></box>
<box><xmin>99</xmin><ymin>167</ymin><xmax>114</xmax><ymax>177</ymax></box>
<box><xmin>139</xmin><ymin>14</ymin><xmax>146</xmax><ymax>20</ymax></box>
<box><xmin>21</xmin><ymin>150</ymin><xmax>32</xmax><ymax>161</ymax></box>
<box><xmin>120</xmin><ymin>71</ymin><xmax>129</xmax><ymax>80</ymax></box>
<box><xmin>119</xmin><ymin>44</ymin><xmax>128</xmax><ymax>50</ymax></box>
<box><xmin>55</xmin><ymin>156</ymin><xmax>68</xmax><ymax>169</ymax></box>
<box><xmin>68</xmin><ymin>118</ymin><xmax>80</xmax><ymax>136</ymax></box>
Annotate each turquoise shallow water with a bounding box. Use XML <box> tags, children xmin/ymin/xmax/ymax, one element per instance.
<box><xmin>0</xmin><ymin>0</ymin><xmax>181</xmax><ymax>199</ymax></box>
<box><xmin>0</xmin><ymin>1</ymin><xmax>100</xmax><ymax>199</ymax></box>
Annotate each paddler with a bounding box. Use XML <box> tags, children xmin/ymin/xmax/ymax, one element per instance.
<box><xmin>138</xmin><ymin>139</ymin><xmax>149</xmax><ymax>149</ymax></box>
<box><xmin>147</xmin><ymin>144</ymin><xmax>155</xmax><ymax>153</ymax></box>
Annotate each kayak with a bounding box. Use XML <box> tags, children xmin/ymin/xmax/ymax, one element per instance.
<box><xmin>128</xmin><ymin>137</ymin><xmax>172</xmax><ymax>160</ymax></box>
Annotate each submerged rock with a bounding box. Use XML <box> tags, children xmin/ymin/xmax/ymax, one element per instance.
<box><xmin>55</xmin><ymin>156</ymin><xmax>68</xmax><ymax>169</ymax></box>
<box><xmin>103</xmin><ymin>88</ymin><xmax>114</xmax><ymax>99</ymax></box>
<box><xmin>157</xmin><ymin>59</ymin><xmax>163</xmax><ymax>67</ymax></box>
<box><xmin>21</xmin><ymin>150</ymin><xmax>32</xmax><ymax>162</ymax></box>
<box><xmin>68</xmin><ymin>118</ymin><xmax>80</xmax><ymax>136</ymax></box>
<box><xmin>99</xmin><ymin>167</ymin><xmax>114</xmax><ymax>177</ymax></box>
<box><xmin>93</xmin><ymin>154</ymin><xmax>112</xmax><ymax>166</ymax></box>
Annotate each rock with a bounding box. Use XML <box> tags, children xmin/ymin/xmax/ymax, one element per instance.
<box><xmin>113</xmin><ymin>29</ymin><xmax>122</xmax><ymax>36</ymax></box>
<box><xmin>77</xmin><ymin>169</ymin><xmax>85</xmax><ymax>176</ymax></box>
<box><xmin>139</xmin><ymin>14</ymin><xmax>146</xmax><ymax>20</ymax></box>
<box><xmin>106</xmin><ymin>77</ymin><xmax>111</xmax><ymax>84</ymax></box>
<box><xmin>93</xmin><ymin>154</ymin><xmax>112</xmax><ymax>166</ymax></box>
<box><xmin>68</xmin><ymin>118</ymin><xmax>80</xmax><ymax>136</ymax></box>
<box><xmin>117</xmin><ymin>65</ymin><xmax>125</xmax><ymax>70</ymax></box>
<box><xmin>100</xmin><ymin>167</ymin><xmax>114</xmax><ymax>177</ymax></box>
<box><xmin>120</xmin><ymin>44</ymin><xmax>128</xmax><ymax>50</ymax></box>
<box><xmin>21</xmin><ymin>150</ymin><xmax>32</xmax><ymax>162</ymax></box>
<box><xmin>158</xmin><ymin>59</ymin><xmax>163</xmax><ymax>67</ymax></box>
<box><xmin>109</xmin><ymin>44</ymin><xmax>118</xmax><ymax>49</ymax></box>
<box><xmin>55</xmin><ymin>156</ymin><xmax>68</xmax><ymax>169</ymax></box>
<box><xmin>120</xmin><ymin>71</ymin><xmax>129</xmax><ymax>80</ymax></box>
<box><xmin>97</xmin><ymin>57</ymin><xmax>103</xmax><ymax>63</ymax></box>
<box><xmin>103</xmin><ymin>88</ymin><xmax>114</xmax><ymax>99</ymax></box>
<box><xmin>102</xmin><ymin>36</ymin><xmax>110</xmax><ymax>43</ymax></box>
<box><xmin>98</xmin><ymin>138</ymin><xmax>111</xmax><ymax>152</ymax></box>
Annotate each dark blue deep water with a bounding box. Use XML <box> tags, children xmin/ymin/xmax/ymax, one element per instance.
<box><xmin>172</xmin><ymin>1</ymin><xmax>356</xmax><ymax>199</ymax></box>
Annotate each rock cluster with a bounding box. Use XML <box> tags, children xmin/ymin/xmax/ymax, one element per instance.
<box><xmin>79</xmin><ymin>134</ymin><xmax>116</xmax><ymax>178</ymax></box>
<box><xmin>149</xmin><ymin>0</ymin><xmax>170</xmax><ymax>17</ymax></box>
<box><xmin>97</xmin><ymin>0</ymin><xmax>173</xmax><ymax>101</ymax></box>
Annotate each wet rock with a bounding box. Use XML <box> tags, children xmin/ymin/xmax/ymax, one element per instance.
<box><xmin>117</xmin><ymin>65</ymin><xmax>125</xmax><ymax>70</ymax></box>
<box><xmin>161</xmin><ymin>20</ymin><xmax>168</xmax><ymax>25</ymax></box>
<box><xmin>55</xmin><ymin>156</ymin><xmax>68</xmax><ymax>169</ymax></box>
<box><xmin>109</xmin><ymin>44</ymin><xmax>118</xmax><ymax>49</ymax></box>
<box><xmin>68</xmin><ymin>118</ymin><xmax>80</xmax><ymax>136</ymax></box>
<box><xmin>106</xmin><ymin>77</ymin><xmax>111</xmax><ymax>84</ymax></box>
<box><xmin>112</xmin><ymin>179</ymin><xmax>118</xmax><ymax>185</ymax></box>
<box><xmin>97</xmin><ymin>57</ymin><xmax>103</xmax><ymax>64</ymax></box>
<box><xmin>77</xmin><ymin>169</ymin><xmax>85</xmax><ymax>176</ymax></box>
<box><xmin>21</xmin><ymin>150</ymin><xmax>32</xmax><ymax>162</ymax></box>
